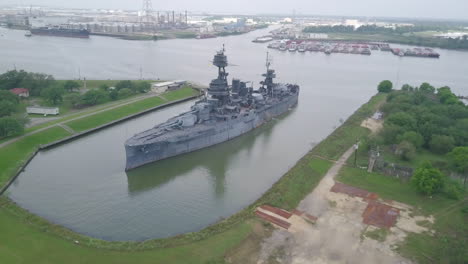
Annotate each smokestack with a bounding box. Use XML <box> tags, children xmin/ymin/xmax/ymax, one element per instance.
<box><xmin>185</xmin><ymin>10</ymin><xmax>188</xmax><ymax>24</ymax></box>
<box><xmin>172</xmin><ymin>11</ymin><xmax>175</xmax><ymax>24</ymax></box>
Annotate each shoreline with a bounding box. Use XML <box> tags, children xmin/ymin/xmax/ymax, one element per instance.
<box><xmin>0</xmin><ymin>93</ymin><xmax>386</xmax><ymax>251</ymax></box>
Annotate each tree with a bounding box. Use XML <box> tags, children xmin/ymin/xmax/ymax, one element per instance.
<box><xmin>387</xmin><ymin>112</ymin><xmax>417</xmax><ymax>131</ymax></box>
<box><xmin>382</xmin><ymin>124</ymin><xmax>404</xmax><ymax>144</ymax></box>
<box><xmin>401</xmin><ymin>84</ymin><xmax>414</xmax><ymax>92</ymax></box>
<box><xmin>448</xmin><ymin>147</ymin><xmax>468</xmax><ymax>187</ymax></box>
<box><xmin>411</xmin><ymin>162</ymin><xmax>445</xmax><ymax>195</ymax></box>
<box><xmin>118</xmin><ymin>88</ymin><xmax>133</xmax><ymax>99</ymax></box>
<box><xmin>99</xmin><ymin>84</ymin><xmax>110</xmax><ymax>91</ymax></box>
<box><xmin>429</xmin><ymin>134</ymin><xmax>455</xmax><ymax>154</ymax></box>
<box><xmin>378</xmin><ymin>80</ymin><xmax>393</xmax><ymax>93</ymax></box>
<box><xmin>63</xmin><ymin>93</ymin><xmax>82</xmax><ymax>108</ymax></box>
<box><xmin>109</xmin><ymin>89</ymin><xmax>118</xmax><ymax>100</ymax></box>
<box><xmin>0</xmin><ymin>90</ymin><xmax>19</xmax><ymax>104</ymax></box>
<box><xmin>115</xmin><ymin>80</ymin><xmax>133</xmax><ymax>91</ymax></box>
<box><xmin>0</xmin><ymin>116</ymin><xmax>24</xmax><ymax>137</ymax></box>
<box><xmin>419</xmin><ymin>82</ymin><xmax>435</xmax><ymax>93</ymax></box>
<box><xmin>0</xmin><ymin>100</ymin><xmax>16</xmax><ymax>117</ymax></box>
<box><xmin>399</xmin><ymin>131</ymin><xmax>424</xmax><ymax>149</ymax></box>
<box><xmin>41</xmin><ymin>85</ymin><xmax>65</xmax><ymax>105</ymax></box>
<box><xmin>63</xmin><ymin>80</ymin><xmax>80</xmax><ymax>92</ymax></box>
<box><xmin>81</xmin><ymin>89</ymin><xmax>109</xmax><ymax>105</ymax></box>
<box><xmin>135</xmin><ymin>81</ymin><xmax>151</xmax><ymax>93</ymax></box>
<box><xmin>395</xmin><ymin>140</ymin><xmax>416</xmax><ymax>161</ymax></box>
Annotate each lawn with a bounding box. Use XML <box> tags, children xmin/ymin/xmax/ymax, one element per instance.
<box><xmin>337</xmin><ymin>166</ymin><xmax>467</xmax><ymax>263</ymax></box>
<box><xmin>65</xmin><ymin>87</ymin><xmax>198</xmax><ymax>132</ymax></box>
<box><xmin>0</xmin><ymin>202</ymin><xmax>251</xmax><ymax>264</ymax></box>
<box><xmin>0</xmin><ymin>127</ymin><xmax>71</xmax><ymax>187</ymax></box>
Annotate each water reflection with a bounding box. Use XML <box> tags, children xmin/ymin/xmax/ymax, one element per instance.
<box><xmin>127</xmin><ymin>106</ymin><xmax>296</xmax><ymax>198</ymax></box>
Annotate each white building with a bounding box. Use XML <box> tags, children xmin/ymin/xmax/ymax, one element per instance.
<box><xmin>27</xmin><ymin>106</ymin><xmax>59</xmax><ymax>116</ymax></box>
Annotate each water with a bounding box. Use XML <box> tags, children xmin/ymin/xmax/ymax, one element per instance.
<box><xmin>3</xmin><ymin>26</ymin><xmax>468</xmax><ymax>241</ymax></box>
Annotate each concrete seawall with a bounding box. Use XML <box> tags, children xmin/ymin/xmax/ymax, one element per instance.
<box><xmin>0</xmin><ymin>150</ymin><xmax>39</xmax><ymax>195</ymax></box>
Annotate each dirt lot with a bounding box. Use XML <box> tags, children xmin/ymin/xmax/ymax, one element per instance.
<box><xmin>361</xmin><ymin>117</ymin><xmax>383</xmax><ymax>134</ymax></box>
<box><xmin>249</xmin><ymin>147</ymin><xmax>432</xmax><ymax>264</ymax></box>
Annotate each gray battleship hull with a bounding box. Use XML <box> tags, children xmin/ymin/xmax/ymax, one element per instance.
<box><xmin>125</xmin><ymin>94</ymin><xmax>298</xmax><ymax>170</ymax></box>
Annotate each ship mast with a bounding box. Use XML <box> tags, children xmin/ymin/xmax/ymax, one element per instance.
<box><xmin>207</xmin><ymin>45</ymin><xmax>230</xmax><ymax>105</ymax></box>
<box><xmin>261</xmin><ymin>51</ymin><xmax>276</xmax><ymax>97</ymax></box>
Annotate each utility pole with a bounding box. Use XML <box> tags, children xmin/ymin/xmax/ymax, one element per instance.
<box><xmin>353</xmin><ymin>140</ymin><xmax>359</xmax><ymax>167</ymax></box>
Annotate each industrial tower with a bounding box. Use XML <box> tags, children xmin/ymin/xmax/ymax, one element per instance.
<box><xmin>141</xmin><ymin>0</ymin><xmax>154</xmax><ymax>23</ymax></box>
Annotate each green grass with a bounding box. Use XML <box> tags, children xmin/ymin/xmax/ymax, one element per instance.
<box><xmin>313</xmin><ymin>93</ymin><xmax>387</xmax><ymax>160</ymax></box>
<box><xmin>337</xmin><ymin>166</ymin><xmax>467</xmax><ymax>263</ymax></box>
<box><xmin>65</xmin><ymin>96</ymin><xmax>166</xmax><ymax>132</ymax></box>
<box><xmin>23</xmin><ymin>94</ymin><xmax>149</xmax><ymax>134</ymax></box>
<box><xmin>258</xmin><ymin>158</ymin><xmax>333</xmax><ymax>211</ymax></box>
<box><xmin>0</xmin><ymin>127</ymin><xmax>71</xmax><ymax>187</ymax></box>
<box><xmin>0</xmin><ymin>199</ymin><xmax>251</xmax><ymax>264</ymax></box>
<box><xmin>382</xmin><ymin>147</ymin><xmax>450</xmax><ymax>169</ymax></box>
<box><xmin>363</xmin><ymin>227</ymin><xmax>389</xmax><ymax>242</ymax></box>
<box><xmin>163</xmin><ymin>86</ymin><xmax>201</xmax><ymax>101</ymax></box>
<box><xmin>65</xmin><ymin>87</ymin><xmax>198</xmax><ymax>132</ymax></box>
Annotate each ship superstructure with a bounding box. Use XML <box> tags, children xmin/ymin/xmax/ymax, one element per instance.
<box><xmin>125</xmin><ymin>47</ymin><xmax>299</xmax><ymax>170</ymax></box>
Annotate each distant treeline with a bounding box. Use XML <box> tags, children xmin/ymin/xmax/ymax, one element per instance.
<box><xmin>303</xmin><ymin>24</ymin><xmax>460</xmax><ymax>34</ymax></box>
<box><xmin>302</xmin><ymin>24</ymin><xmax>468</xmax><ymax>50</ymax></box>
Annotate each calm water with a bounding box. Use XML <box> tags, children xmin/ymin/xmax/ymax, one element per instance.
<box><xmin>3</xmin><ymin>26</ymin><xmax>468</xmax><ymax>241</ymax></box>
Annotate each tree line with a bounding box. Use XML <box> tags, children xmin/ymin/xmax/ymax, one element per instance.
<box><xmin>0</xmin><ymin>69</ymin><xmax>153</xmax><ymax>139</ymax></box>
<box><xmin>370</xmin><ymin>80</ymin><xmax>467</xmax><ymax>198</ymax></box>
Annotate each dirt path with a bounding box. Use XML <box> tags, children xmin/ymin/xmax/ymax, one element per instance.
<box><xmin>0</xmin><ymin>93</ymin><xmax>166</xmax><ymax>149</ymax></box>
<box><xmin>257</xmin><ymin>146</ymin><xmax>416</xmax><ymax>264</ymax></box>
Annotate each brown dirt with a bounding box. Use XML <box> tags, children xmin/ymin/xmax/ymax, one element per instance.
<box><xmin>255</xmin><ymin>146</ymin><xmax>431</xmax><ymax>264</ymax></box>
<box><xmin>361</xmin><ymin>118</ymin><xmax>383</xmax><ymax>134</ymax></box>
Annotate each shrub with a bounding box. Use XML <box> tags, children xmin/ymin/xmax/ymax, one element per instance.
<box><xmin>0</xmin><ymin>116</ymin><xmax>24</xmax><ymax>137</ymax></box>
<box><xmin>81</xmin><ymin>89</ymin><xmax>109</xmax><ymax>105</ymax></box>
<box><xmin>378</xmin><ymin>80</ymin><xmax>393</xmax><ymax>93</ymax></box>
<box><xmin>118</xmin><ymin>88</ymin><xmax>133</xmax><ymax>99</ymax></box>
<box><xmin>411</xmin><ymin>162</ymin><xmax>445</xmax><ymax>195</ymax></box>
<box><xmin>398</xmin><ymin>131</ymin><xmax>424</xmax><ymax>149</ymax></box>
<box><xmin>429</xmin><ymin>134</ymin><xmax>455</xmax><ymax>154</ymax></box>
<box><xmin>443</xmin><ymin>179</ymin><xmax>464</xmax><ymax>200</ymax></box>
<box><xmin>395</xmin><ymin>140</ymin><xmax>416</xmax><ymax>161</ymax></box>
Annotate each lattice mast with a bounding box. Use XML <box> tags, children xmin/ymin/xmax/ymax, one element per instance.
<box><xmin>141</xmin><ymin>0</ymin><xmax>154</xmax><ymax>24</ymax></box>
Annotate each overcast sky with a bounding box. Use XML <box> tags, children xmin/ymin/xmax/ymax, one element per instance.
<box><xmin>3</xmin><ymin>0</ymin><xmax>468</xmax><ymax>20</ymax></box>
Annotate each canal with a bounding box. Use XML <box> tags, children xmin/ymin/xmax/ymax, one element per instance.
<box><xmin>2</xmin><ymin>26</ymin><xmax>468</xmax><ymax>240</ymax></box>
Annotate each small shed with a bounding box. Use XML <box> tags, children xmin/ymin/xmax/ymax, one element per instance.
<box><xmin>10</xmin><ymin>88</ymin><xmax>29</xmax><ymax>98</ymax></box>
<box><xmin>27</xmin><ymin>106</ymin><xmax>59</xmax><ymax>116</ymax></box>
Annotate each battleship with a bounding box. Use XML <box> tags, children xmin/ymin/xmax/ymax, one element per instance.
<box><xmin>125</xmin><ymin>47</ymin><xmax>300</xmax><ymax>170</ymax></box>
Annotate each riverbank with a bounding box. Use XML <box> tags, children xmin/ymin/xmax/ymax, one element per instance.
<box><xmin>0</xmin><ymin>93</ymin><xmax>386</xmax><ymax>263</ymax></box>
<box><xmin>86</xmin><ymin>25</ymin><xmax>268</xmax><ymax>41</ymax></box>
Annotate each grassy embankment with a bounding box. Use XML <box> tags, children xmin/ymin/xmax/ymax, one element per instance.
<box><xmin>65</xmin><ymin>87</ymin><xmax>197</xmax><ymax>132</ymax></box>
<box><xmin>0</xmin><ymin>93</ymin><xmax>386</xmax><ymax>263</ymax></box>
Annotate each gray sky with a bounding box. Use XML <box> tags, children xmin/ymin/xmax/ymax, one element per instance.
<box><xmin>4</xmin><ymin>0</ymin><xmax>468</xmax><ymax>20</ymax></box>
